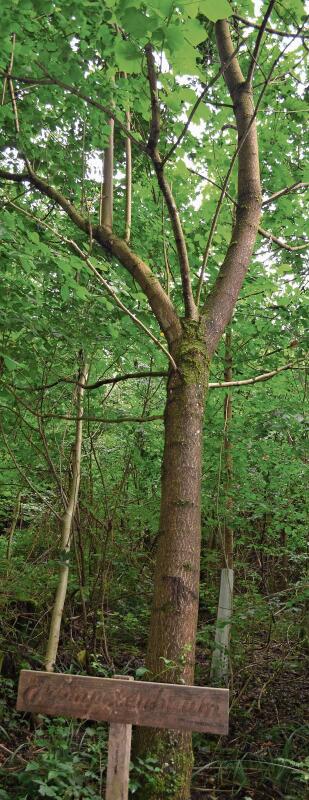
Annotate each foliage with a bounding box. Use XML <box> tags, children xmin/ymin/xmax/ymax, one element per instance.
<box><xmin>0</xmin><ymin>0</ymin><xmax>308</xmax><ymax>798</ymax></box>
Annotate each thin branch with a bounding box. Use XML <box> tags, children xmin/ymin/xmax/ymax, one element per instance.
<box><xmin>9</xmin><ymin>363</ymin><xmax>298</xmax><ymax>396</ymax></box>
<box><xmin>209</xmin><ymin>362</ymin><xmax>295</xmax><ymax>388</ymax></box>
<box><xmin>262</xmin><ymin>181</ymin><xmax>309</xmax><ymax>206</ymax></box>
<box><xmin>1</xmin><ymin>33</ymin><xmax>16</xmax><ymax>106</ymax></box>
<box><xmin>17</xmin><ymin>408</ymin><xmax>164</xmax><ymax>424</ymax></box>
<box><xmin>163</xmin><ymin>44</ymin><xmax>241</xmax><ymax>164</ymax></box>
<box><xmin>233</xmin><ymin>14</ymin><xmax>309</xmax><ymax>39</ymax></box>
<box><xmin>258</xmin><ymin>226</ymin><xmax>308</xmax><ymax>251</ymax></box>
<box><xmin>145</xmin><ymin>44</ymin><xmax>197</xmax><ymax>320</ymax></box>
<box><xmin>8</xmin><ymin>77</ymin><xmax>20</xmax><ymax>133</ymax></box>
<box><xmin>145</xmin><ymin>44</ymin><xmax>160</xmax><ymax>153</ymax></box>
<box><xmin>1</xmin><ymin>34</ymin><xmax>20</xmax><ymax>132</ymax></box>
<box><xmin>13</xmin><ymin>370</ymin><xmax>168</xmax><ymax>393</ymax></box>
<box><xmin>247</xmin><ymin>0</ymin><xmax>277</xmax><ymax>84</ymax></box>
<box><xmin>68</xmin><ymin>240</ymin><xmax>178</xmax><ymax>370</ymax></box>
<box><xmin>190</xmin><ymin>170</ymin><xmax>309</xmax><ymax>252</ymax></box>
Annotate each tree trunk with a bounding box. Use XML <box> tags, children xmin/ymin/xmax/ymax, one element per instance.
<box><xmin>134</xmin><ymin>321</ymin><xmax>209</xmax><ymax>800</ymax></box>
<box><xmin>45</xmin><ymin>362</ymin><xmax>89</xmax><ymax>672</ymax></box>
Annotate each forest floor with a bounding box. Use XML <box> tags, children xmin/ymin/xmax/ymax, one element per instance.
<box><xmin>192</xmin><ymin>635</ymin><xmax>309</xmax><ymax>799</ymax></box>
<box><xmin>0</xmin><ymin>628</ymin><xmax>308</xmax><ymax>799</ymax></box>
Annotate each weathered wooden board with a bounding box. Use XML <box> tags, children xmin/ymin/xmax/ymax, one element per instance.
<box><xmin>17</xmin><ymin>670</ymin><xmax>229</xmax><ymax>735</ymax></box>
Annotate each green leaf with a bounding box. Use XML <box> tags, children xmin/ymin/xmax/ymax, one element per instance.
<box><xmin>114</xmin><ymin>39</ymin><xmax>141</xmax><ymax>73</ymax></box>
<box><xmin>183</xmin><ymin>18</ymin><xmax>207</xmax><ymax>46</ymax></box>
<box><xmin>27</xmin><ymin>230</ymin><xmax>40</xmax><ymax>244</ymax></box>
<box><xmin>199</xmin><ymin>0</ymin><xmax>232</xmax><ymax>22</ymax></box>
<box><xmin>120</xmin><ymin>9</ymin><xmax>157</xmax><ymax>38</ymax></box>
<box><xmin>61</xmin><ymin>283</ymin><xmax>70</xmax><ymax>301</ymax></box>
<box><xmin>135</xmin><ymin>666</ymin><xmax>149</xmax><ymax>677</ymax></box>
<box><xmin>0</xmin><ymin>353</ymin><xmax>26</xmax><ymax>371</ymax></box>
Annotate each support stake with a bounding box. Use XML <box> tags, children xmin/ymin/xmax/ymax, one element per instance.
<box><xmin>105</xmin><ymin>675</ymin><xmax>133</xmax><ymax>800</ymax></box>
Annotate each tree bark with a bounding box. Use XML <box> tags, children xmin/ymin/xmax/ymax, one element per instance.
<box><xmin>45</xmin><ymin>362</ymin><xmax>88</xmax><ymax>672</ymax></box>
<box><xmin>135</xmin><ymin>322</ymin><xmax>209</xmax><ymax>800</ymax></box>
<box><xmin>100</xmin><ymin>118</ymin><xmax>114</xmax><ymax>230</ymax></box>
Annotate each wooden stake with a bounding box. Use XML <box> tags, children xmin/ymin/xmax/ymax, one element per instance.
<box><xmin>105</xmin><ymin>675</ymin><xmax>133</xmax><ymax>800</ymax></box>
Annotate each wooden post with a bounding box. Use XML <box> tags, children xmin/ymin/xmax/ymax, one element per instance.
<box><xmin>210</xmin><ymin>567</ymin><xmax>234</xmax><ymax>685</ymax></box>
<box><xmin>105</xmin><ymin>675</ymin><xmax>133</xmax><ymax>800</ymax></box>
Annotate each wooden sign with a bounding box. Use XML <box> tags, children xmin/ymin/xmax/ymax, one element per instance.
<box><xmin>17</xmin><ymin>670</ymin><xmax>229</xmax><ymax>735</ymax></box>
<box><xmin>17</xmin><ymin>670</ymin><xmax>229</xmax><ymax>800</ymax></box>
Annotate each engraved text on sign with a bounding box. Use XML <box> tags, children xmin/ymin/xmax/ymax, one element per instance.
<box><xmin>17</xmin><ymin>670</ymin><xmax>229</xmax><ymax>735</ymax></box>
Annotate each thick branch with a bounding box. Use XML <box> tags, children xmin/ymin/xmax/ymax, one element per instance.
<box><xmin>202</xmin><ymin>21</ymin><xmax>262</xmax><ymax>354</ymax></box>
<box><xmin>14</xmin><ymin>370</ymin><xmax>167</xmax><ymax>393</ymax></box>
<box><xmin>200</xmin><ymin>14</ymin><xmax>307</xmax><ymax>349</ymax></box>
<box><xmin>0</xmin><ymin>167</ymin><xmax>181</xmax><ymax>345</ymax></box>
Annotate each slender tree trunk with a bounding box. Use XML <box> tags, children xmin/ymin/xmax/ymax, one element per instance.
<box><xmin>135</xmin><ymin>322</ymin><xmax>209</xmax><ymax>800</ymax></box>
<box><xmin>45</xmin><ymin>362</ymin><xmax>89</xmax><ymax>672</ymax></box>
<box><xmin>124</xmin><ymin>109</ymin><xmax>132</xmax><ymax>244</ymax></box>
<box><xmin>6</xmin><ymin>490</ymin><xmax>22</xmax><ymax>567</ymax></box>
<box><xmin>100</xmin><ymin>118</ymin><xmax>114</xmax><ymax>230</ymax></box>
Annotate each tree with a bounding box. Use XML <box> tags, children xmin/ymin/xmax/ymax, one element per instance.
<box><xmin>0</xmin><ymin>1</ymin><xmax>308</xmax><ymax>798</ymax></box>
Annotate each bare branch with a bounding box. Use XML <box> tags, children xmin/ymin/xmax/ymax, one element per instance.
<box><xmin>10</xmin><ymin>364</ymin><xmax>298</xmax><ymax>395</ymax></box>
<box><xmin>0</xmin><ymin>419</ymin><xmax>62</xmax><ymax>519</ymax></box>
<box><xmin>100</xmin><ymin>117</ymin><xmax>114</xmax><ymax>230</ymax></box>
<box><xmin>68</xmin><ymin>240</ymin><xmax>178</xmax><ymax>371</ymax></box>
